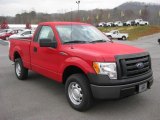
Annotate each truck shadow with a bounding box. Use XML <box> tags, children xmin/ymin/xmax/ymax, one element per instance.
<box><xmin>91</xmin><ymin>95</ymin><xmax>146</xmax><ymax>110</ymax></box>
<box><xmin>27</xmin><ymin>71</ymin><xmax>65</xmax><ymax>93</ymax></box>
<box><xmin>27</xmin><ymin>71</ymin><xmax>149</xmax><ymax>114</ymax></box>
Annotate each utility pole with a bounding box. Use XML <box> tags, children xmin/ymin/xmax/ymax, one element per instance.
<box><xmin>76</xmin><ymin>0</ymin><xmax>80</xmax><ymax>20</ymax></box>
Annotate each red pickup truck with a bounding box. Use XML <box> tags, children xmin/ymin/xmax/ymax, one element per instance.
<box><xmin>9</xmin><ymin>22</ymin><xmax>153</xmax><ymax>111</ymax></box>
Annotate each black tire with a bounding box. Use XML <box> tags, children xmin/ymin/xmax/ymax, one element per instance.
<box><xmin>158</xmin><ymin>39</ymin><xmax>160</xmax><ymax>45</ymax></box>
<box><xmin>15</xmin><ymin>58</ymin><xmax>28</xmax><ymax>80</ymax></box>
<box><xmin>108</xmin><ymin>35</ymin><xmax>112</xmax><ymax>40</ymax></box>
<box><xmin>122</xmin><ymin>36</ymin><xmax>127</xmax><ymax>40</ymax></box>
<box><xmin>65</xmin><ymin>74</ymin><xmax>93</xmax><ymax>111</ymax></box>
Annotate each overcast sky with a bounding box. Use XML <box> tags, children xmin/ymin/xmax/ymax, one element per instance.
<box><xmin>0</xmin><ymin>0</ymin><xmax>159</xmax><ymax>16</ymax></box>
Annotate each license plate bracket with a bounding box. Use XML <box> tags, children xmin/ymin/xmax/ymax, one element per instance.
<box><xmin>139</xmin><ymin>83</ymin><xmax>147</xmax><ymax>93</ymax></box>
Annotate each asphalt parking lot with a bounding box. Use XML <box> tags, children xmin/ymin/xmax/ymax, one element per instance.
<box><xmin>0</xmin><ymin>33</ymin><xmax>160</xmax><ymax>120</ymax></box>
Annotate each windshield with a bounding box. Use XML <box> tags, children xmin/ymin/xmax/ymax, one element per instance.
<box><xmin>15</xmin><ymin>30</ymin><xmax>25</xmax><ymax>35</ymax></box>
<box><xmin>56</xmin><ymin>25</ymin><xmax>110</xmax><ymax>44</ymax></box>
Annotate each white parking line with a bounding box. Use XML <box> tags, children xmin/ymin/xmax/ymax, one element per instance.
<box><xmin>0</xmin><ymin>39</ymin><xmax>9</xmax><ymax>46</ymax></box>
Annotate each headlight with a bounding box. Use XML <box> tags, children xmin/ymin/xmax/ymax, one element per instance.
<box><xmin>93</xmin><ymin>62</ymin><xmax>117</xmax><ymax>79</ymax></box>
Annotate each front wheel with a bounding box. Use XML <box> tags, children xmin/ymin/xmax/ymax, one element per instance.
<box><xmin>65</xmin><ymin>74</ymin><xmax>93</xmax><ymax>111</ymax></box>
<box><xmin>108</xmin><ymin>35</ymin><xmax>112</xmax><ymax>40</ymax></box>
<box><xmin>15</xmin><ymin>58</ymin><xmax>28</xmax><ymax>80</ymax></box>
<box><xmin>158</xmin><ymin>39</ymin><xmax>160</xmax><ymax>45</ymax></box>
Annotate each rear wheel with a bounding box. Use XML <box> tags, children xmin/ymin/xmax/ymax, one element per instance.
<box><xmin>122</xmin><ymin>36</ymin><xmax>127</xmax><ymax>40</ymax></box>
<box><xmin>65</xmin><ymin>74</ymin><xmax>93</xmax><ymax>111</ymax></box>
<box><xmin>15</xmin><ymin>58</ymin><xmax>28</xmax><ymax>80</ymax></box>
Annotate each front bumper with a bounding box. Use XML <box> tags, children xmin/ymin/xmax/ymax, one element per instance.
<box><xmin>88</xmin><ymin>72</ymin><xmax>153</xmax><ymax>99</ymax></box>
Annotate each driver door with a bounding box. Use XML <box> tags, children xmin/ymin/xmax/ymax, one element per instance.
<box><xmin>30</xmin><ymin>25</ymin><xmax>59</xmax><ymax>80</ymax></box>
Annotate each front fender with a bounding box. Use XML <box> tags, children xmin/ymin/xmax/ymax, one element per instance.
<box><xmin>59</xmin><ymin>57</ymin><xmax>95</xmax><ymax>76</ymax></box>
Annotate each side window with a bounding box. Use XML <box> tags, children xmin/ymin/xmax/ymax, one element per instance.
<box><xmin>33</xmin><ymin>26</ymin><xmax>42</xmax><ymax>42</ymax></box>
<box><xmin>23</xmin><ymin>31</ymin><xmax>30</xmax><ymax>35</ymax></box>
<box><xmin>38</xmin><ymin>26</ymin><xmax>55</xmax><ymax>42</ymax></box>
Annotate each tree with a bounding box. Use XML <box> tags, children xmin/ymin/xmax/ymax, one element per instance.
<box><xmin>141</xmin><ymin>5</ymin><xmax>150</xmax><ymax>20</ymax></box>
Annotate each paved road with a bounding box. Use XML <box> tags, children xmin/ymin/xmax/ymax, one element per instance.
<box><xmin>0</xmin><ymin>34</ymin><xmax>160</xmax><ymax>120</ymax></box>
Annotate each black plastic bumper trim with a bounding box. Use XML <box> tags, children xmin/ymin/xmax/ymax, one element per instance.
<box><xmin>90</xmin><ymin>77</ymin><xmax>153</xmax><ymax>99</ymax></box>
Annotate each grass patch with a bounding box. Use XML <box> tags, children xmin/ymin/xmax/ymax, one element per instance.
<box><xmin>98</xmin><ymin>26</ymin><xmax>160</xmax><ymax>40</ymax></box>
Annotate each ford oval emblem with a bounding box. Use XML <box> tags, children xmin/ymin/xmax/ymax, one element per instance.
<box><xmin>136</xmin><ymin>62</ymin><xmax>144</xmax><ymax>69</ymax></box>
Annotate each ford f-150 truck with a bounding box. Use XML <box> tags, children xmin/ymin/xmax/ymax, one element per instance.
<box><xmin>9</xmin><ymin>22</ymin><xmax>153</xmax><ymax>111</ymax></box>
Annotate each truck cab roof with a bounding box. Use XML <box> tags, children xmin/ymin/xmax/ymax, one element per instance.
<box><xmin>39</xmin><ymin>22</ymin><xmax>90</xmax><ymax>26</ymax></box>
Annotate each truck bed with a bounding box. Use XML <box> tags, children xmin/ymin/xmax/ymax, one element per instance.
<box><xmin>9</xmin><ymin>38</ymin><xmax>32</xmax><ymax>69</ymax></box>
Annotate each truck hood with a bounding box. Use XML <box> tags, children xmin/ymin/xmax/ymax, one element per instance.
<box><xmin>105</xmin><ymin>33</ymin><xmax>112</xmax><ymax>35</ymax></box>
<box><xmin>63</xmin><ymin>42</ymin><xmax>144</xmax><ymax>62</ymax></box>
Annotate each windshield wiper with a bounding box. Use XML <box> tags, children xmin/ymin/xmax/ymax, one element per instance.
<box><xmin>63</xmin><ymin>40</ymin><xmax>87</xmax><ymax>44</ymax></box>
<box><xmin>90</xmin><ymin>39</ymin><xmax>107</xmax><ymax>43</ymax></box>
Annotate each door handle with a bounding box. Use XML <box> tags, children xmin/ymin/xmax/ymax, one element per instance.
<box><xmin>33</xmin><ymin>47</ymin><xmax>37</xmax><ymax>52</ymax></box>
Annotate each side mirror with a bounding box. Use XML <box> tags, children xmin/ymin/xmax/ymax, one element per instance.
<box><xmin>39</xmin><ymin>39</ymin><xmax>57</xmax><ymax>48</ymax></box>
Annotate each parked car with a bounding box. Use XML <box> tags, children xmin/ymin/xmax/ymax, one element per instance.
<box><xmin>105</xmin><ymin>30</ymin><xmax>128</xmax><ymax>40</ymax></box>
<box><xmin>0</xmin><ymin>29</ymin><xmax>12</xmax><ymax>34</ymax></box>
<box><xmin>9</xmin><ymin>29</ymin><xmax>34</xmax><ymax>39</ymax></box>
<box><xmin>124</xmin><ymin>20</ymin><xmax>135</xmax><ymax>26</ymax></box>
<box><xmin>114</xmin><ymin>21</ymin><xmax>123</xmax><ymax>27</ymax></box>
<box><xmin>139</xmin><ymin>21</ymin><xmax>149</xmax><ymax>26</ymax></box>
<box><xmin>135</xmin><ymin>19</ymin><xmax>149</xmax><ymax>26</ymax></box>
<box><xmin>9</xmin><ymin>22</ymin><xmax>153</xmax><ymax>111</ymax></box>
<box><xmin>105</xmin><ymin>22</ymin><xmax>114</xmax><ymax>27</ymax></box>
<box><xmin>0</xmin><ymin>29</ymin><xmax>23</xmax><ymax>40</ymax></box>
<box><xmin>98</xmin><ymin>22</ymin><xmax>106</xmax><ymax>27</ymax></box>
<box><xmin>135</xmin><ymin>19</ymin><xmax>143</xmax><ymax>25</ymax></box>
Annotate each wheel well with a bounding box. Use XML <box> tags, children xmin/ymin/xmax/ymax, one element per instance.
<box><xmin>158</xmin><ymin>39</ymin><xmax>160</xmax><ymax>44</ymax></box>
<box><xmin>62</xmin><ymin>66</ymin><xmax>86</xmax><ymax>84</ymax></box>
<box><xmin>14</xmin><ymin>51</ymin><xmax>21</xmax><ymax>61</ymax></box>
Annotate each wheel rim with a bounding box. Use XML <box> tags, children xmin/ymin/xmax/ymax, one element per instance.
<box><xmin>16</xmin><ymin>63</ymin><xmax>21</xmax><ymax>77</ymax></box>
<box><xmin>123</xmin><ymin>37</ymin><xmax>126</xmax><ymax>40</ymax></box>
<box><xmin>68</xmin><ymin>82</ymin><xmax>83</xmax><ymax>105</ymax></box>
